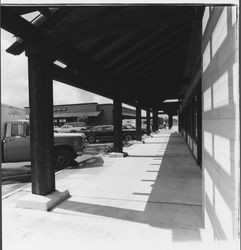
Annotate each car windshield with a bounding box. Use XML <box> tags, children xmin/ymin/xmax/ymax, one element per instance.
<box><xmin>90</xmin><ymin>126</ymin><xmax>100</xmax><ymax>132</ymax></box>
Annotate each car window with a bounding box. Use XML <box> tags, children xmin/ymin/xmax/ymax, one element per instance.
<box><xmin>11</xmin><ymin>123</ymin><xmax>24</xmax><ymax>137</ymax></box>
<box><xmin>102</xmin><ymin>126</ymin><xmax>113</xmax><ymax>132</ymax></box>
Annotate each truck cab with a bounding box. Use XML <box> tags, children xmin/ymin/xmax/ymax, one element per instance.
<box><xmin>2</xmin><ymin>120</ymin><xmax>86</xmax><ymax>169</ymax></box>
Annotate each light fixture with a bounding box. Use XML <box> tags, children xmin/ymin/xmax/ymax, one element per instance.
<box><xmin>54</xmin><ymin>60</ymin><xmax>67</xmax><ymax>68</ymax></box>
<box><xmin>163</xmin><ymin>99</ymin><xmax>179</xmax><ymax>103</ymax></box>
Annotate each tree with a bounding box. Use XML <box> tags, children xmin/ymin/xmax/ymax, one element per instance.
<box><xmin>77</xmin><ymin>114</ymin><xmax>88</xmax><ymax>122</ymax></box>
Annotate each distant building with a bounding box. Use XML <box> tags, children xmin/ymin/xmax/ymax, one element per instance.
<box><xmin>25</xmin><ymin>103</ymin><xmax>136</xmax><ymax>126</ymax></box>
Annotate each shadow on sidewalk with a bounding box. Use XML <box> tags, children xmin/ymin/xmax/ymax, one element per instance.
<box><xmin>54</xmin><ymin>133</ymin><xmax>203</xmax><ymax>242</ymax></box>
<box><xmin>68</xmin><ymin>156</ymin><xmax>104</xmax><ymax>170</ymax></box>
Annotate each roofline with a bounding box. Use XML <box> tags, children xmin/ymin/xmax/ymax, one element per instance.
<box><xmin>24</xmin><ymin>102</ymin><xmax>102</xmax><ymax>109</ymax></box>
<box><xmin>1</xmin><ymin>103</ymin><xmax>25</xmax><ymax>110</ymax></box>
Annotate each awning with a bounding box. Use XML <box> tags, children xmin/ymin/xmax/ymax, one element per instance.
<box><xmin>53</xmin><ymin>111</ymin><xmax>102</xmax><ymax>118</ymax></box>
<box><xmin>122</xmin><ymin>112</ymin><xmax>136</xmax><ymax>119</ymax></box>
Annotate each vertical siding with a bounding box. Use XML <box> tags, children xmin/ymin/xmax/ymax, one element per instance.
<box><xmin>202</xmin><ymin>6</ymin><xmax>239</xmax><ymax>240</ymax></box>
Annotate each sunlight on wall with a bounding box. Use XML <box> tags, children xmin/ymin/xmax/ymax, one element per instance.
<box><xmin>202</xmin><ymin>7</ymin><xmax>210</xmax><ymax>35</ymax></box>
<box><xmin>213</xmin><ymin>71</ymin><xmax>229</xmax><ymax>109</ymax></box>
<box><xmin>215</xmin><ymin>186</ymin><xmax>233</xmax><ymax>238</ymax></box>
<box><xmin>203</xmin><ymin>87</ymin><xmax>212</xmax><ymax>111</ymax></box>
<box><xmin>193</xmin><ymin>142</ymin><xmax>197</xmax><ymax>159</ymax></box>
<box><xmin>212</xmin><ymin>7</ymin><xmax>227</xmax><ymax>57</ymax></box>
<box><xmin>204</xmin><ymin>131</ymin><xmax>213</xmax><ymax>156</ymax></box>
<box><xmin>232</xmin><ymin>6</ymin><xmax>236</xmax><ymax>26</ymax></box>
<box><xmin>203</xmin><ymin>41</ymin><xmax>211</xmax><ymax>73</ymax></box>
<box><xmin>232</xmin><ymin>62</ymin><xmax>238</xmax><ymax>104</ymax></box>
<box><xmin>205</xmin><ymin>169</ymin><xmax>214</xmax><ymax>205</ymax></box>
<box><xmin>214</xmin><ymin>134</ymin><xmax>231</xmax><ymax>175</ymax></box>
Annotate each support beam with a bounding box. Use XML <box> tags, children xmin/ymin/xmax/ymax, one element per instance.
<box><xmin>120</xmin><ymin>36</ymin><xmax>187</xmax><ymax>79</ymax></box>
<box><xmin>146</xmin><ymin>108</ymin><xmax>151</xmax><ymax>136</ymax></box>
<box><xmin>136</xmin><ymin>103</ymin><xmax>142</xmax><ymax>141</ymax></box>
<box><xmin>153</xmin><ymin>109</ymin><xmax>159</xmax><ymax>132</ymax></box>
<box><xmin>113</xmin><ymin>94</ymin><xmax>123</xmax><ymax>153</ymax></box>
<box><xmin>105</xmin><ymin>27</ymin><xmax>165</xmax><ymax>69</ymax></box>
<box><xmin>197</xmin><ymin>83</ymin><xmax>202</xmax><ymax>166</ymax></box>
<box><xmin>28</xmin><ymin>53</ymin><xmax>55</xmax><ymax>195</ymax></box>
<box><xmin>178</xmin><ymin>108</ymin><xmax>181</xmax><ymax>133</ymax></box>
<box><xmin>46</xmin><ymin>13</ymin><xmax>196</xmax><ymax>47</ymax></box>
<box><xmin>168</xmin><ymin>114</ymin><xmax>173</xmax><ymax>129</ymax></box>
<box><xmin>114</xmin><ymin>25</ymin><xmax>187</xmax><ymax>75</ymax></box>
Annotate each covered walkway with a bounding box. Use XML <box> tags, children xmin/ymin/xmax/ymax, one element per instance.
<box><xmin>3</xmin><ymin>129</ymin><xmax>205</xmax><ymax>248</ymax></box>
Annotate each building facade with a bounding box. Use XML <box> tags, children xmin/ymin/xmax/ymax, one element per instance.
<box><xmin>25</xmin><ymin>103</ymin><xmax>136</xmax><ymax>126</ymax></box>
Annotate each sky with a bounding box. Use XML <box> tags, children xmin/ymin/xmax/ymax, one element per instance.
<box><xmin>1</xmin><ymin>29</ymin><xmax>116</xmax><ymax>109</ymax></box>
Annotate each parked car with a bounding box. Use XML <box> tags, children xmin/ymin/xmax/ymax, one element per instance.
<box><xmin>84</xmin><ymin>124</ymin><xmax>145</xmax><ymax>143</ymax></box>
<box><xmin>54</xmin><ymin>122</ymin><xmax>87</xmax><ymax>133</ymax></box>
<box><xmin>78</xmin><ymin>126</ymin><xmax>93</xmax><ymax>132</ymax></box>
<box><xmin>2</xmin><ymin>120</ymin><xmax>86</xmax><ymax>170</ymax></box>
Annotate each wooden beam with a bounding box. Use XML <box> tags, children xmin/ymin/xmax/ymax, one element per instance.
<box><xmin>130</xmin><ymin>42</ymin><xmax>186</xmax><ymax>81</ymax></box>
<box><xmin>1</xmin><ymin>9</ymin><xmax>122</xmax><ymax>100</ymax></box>
<box><xmin>1</xmin><ymin>7</ymin><xmax>44</xmax><ymax>42</ymax></box>
<box><xmin>152</xmin><ymin>108</ymin><xmax>159</xmax><ymax>132</ymax></box>
<box><xmin>168</xmin><ymin>114</ymin><xmax>173</xmax><ymax>129</ymax></box>
<box><xmin>113</xmin><ymin>93</ymin><xmax>123</xmax><ymax>153</ymax></box>
<box><xmin>28</xmin><ymin>53</ymin><xmax>55</xmax><ymax>195</ymax></box>
<box><xmin>136</xmin><ymin>102</ymin><xmax>142</xmax><ymax>141</ymax></box>
<box><xmin>146</xmin><ymin>108</ymin><xmax>151</xmax><ymax>135</ymax></box>
<box><xmin>92</xmin><ymin>32</ymin><xmax>135</xmax><ymax>61</ymax></box>
<box><xmin>104</xmin><ymin>27</ymin><xmax>166</xmax><ymax>69</ymax></box>
<box><xmin>52</xmin><ymin>64</ymin><xmax>113</xmax><ymax>99</ymax></box>
<box><xmin>120</xmin><ymin>36</ymin><xmax>187</xmax><ymax>80</ymax></box>
<box><xmin>46</xmin><ymin>13</ymin><xmax>196</xmax><ymax>47</ymax></box>
<box><xmin>114</xmin><ymin>25</ymin><xmax>187</xmax><ymax>75</ymax></box>
<box><xmin>6</xmin><ymin>7</ymin><xmax>74</xmax><ymax>55</ymax></box>
<box><xmin>8</xmin><ymin>6</ymin><xmax>46</xmax><ymax>15</ymax></box>
<box><xmin>54</xmin><ymin>47</ymin><xmax>119</xmax><ymax>90</ymax></box>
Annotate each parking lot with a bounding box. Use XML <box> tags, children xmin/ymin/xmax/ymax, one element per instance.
<box><xmin>1</xmin><ymin>141</ymin><xmax>132</xmax><ymax>197</ymax></box>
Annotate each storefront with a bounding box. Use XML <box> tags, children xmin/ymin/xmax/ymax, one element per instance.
<box><xmin>25</xmin><ymin>102</ymin><xmax>136</xmax><ymax>126</ymax></box>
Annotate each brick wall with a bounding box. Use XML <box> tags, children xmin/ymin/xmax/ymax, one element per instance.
<box><xmin>202</xmin><ymin>6</ymin><xmax>239</xmax><ymax>240</ymax></box>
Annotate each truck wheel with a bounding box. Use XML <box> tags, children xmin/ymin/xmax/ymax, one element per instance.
<box><xmin>124</xmin><ymin>134</ymin><xmax>133</xmax><ymax>141</ymax></box>
<box><xmin>88</xmin><ymin>135</ymin><xmax>96</xmax><ymax>143</ymax></box>
<box><xmin>55</xmin><ymin>148</ymin><xmax>73</xmax><ymax>170</ymax></box>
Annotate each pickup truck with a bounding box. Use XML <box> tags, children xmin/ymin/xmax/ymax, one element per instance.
<box><xmin>1</xmin><ymin>120</ymin><xmax>86</xmax><ymax>170</ymax></box>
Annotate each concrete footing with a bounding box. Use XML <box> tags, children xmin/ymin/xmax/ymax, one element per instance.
<box><xmin>109</xmin><ymin>152</ymin><xmax>125</xmax><ymax>158</ymax></box>
<box><xmin>132</xmin><ymin>140</ymin><xmax>144</xmax><ymax>144</ymax></box>
<box><xmin>109</xmin><ymin>152</ymin><xmax>129</xmax><ymax>158</ymax></box>
<box><xmin>16</xmin><ymin>189</ymin><xmax>70</xmax><ymax>211</ymax></box>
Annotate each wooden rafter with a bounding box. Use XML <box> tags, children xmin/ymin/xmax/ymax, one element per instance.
<box><xmin>119</xmin><ymin>36</ymin><xmax>187</xmax><ymax>79</ymax></box>
<box><xmin>113</xmin><ymin>25</ymin><xmax>187</xmax><ymax>75</ymax></box>
<box><xmin>129</xmin><ymin>42</ymin><xmax>187</xmax><ymax>81</ymax></box>
<box><xmin>46</xmin><ymin>13</ymin><xmax>196</xmax><ymax>47</ymax></box>
<box><xmin>104</xmin><ymin>27</ymin><xmax>167</xmax><ymax>69</ymax></box>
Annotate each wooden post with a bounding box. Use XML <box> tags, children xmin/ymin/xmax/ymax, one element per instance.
<box><xmin>153</xmin><ymin>108</ymin><xmax>158</xmax><ymax>132</ymax></box>
<box><xmin>197</xmin><ymin>83</ymin><xmax>202</xmax><ymax>166</ymax></box>
<box><xmin>113</xmin><ymin>94</ymin><xmax>123</xmax><ymax>152</ymax></box>
<box><xmin>146</xmin><ymin>107</ymin><xmax>151</xmax><ymax>135</ymax></box>
<box><xmin>168</xmin><ymin>114</ymin><xmax>173</xmax><ymax>129</ymax></box>
<box><xmin>28</xmin><ymin>53</ymin><xmax>55</xmax><ymax>195</ymax></box>
<box><xmin>136</xmin><ymin>102</ymin><xmax>142</xmax><ymax>141</ymax></box>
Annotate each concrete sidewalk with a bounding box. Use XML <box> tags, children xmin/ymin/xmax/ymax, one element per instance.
<box><xmin>2</xmin><ymin>129</ymin><xmax>210</xmax><ymax>249</ymax></box>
